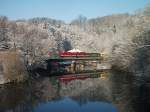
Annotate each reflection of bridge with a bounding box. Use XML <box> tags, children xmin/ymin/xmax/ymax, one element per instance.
<box><xmin>58</xmin><ymin>72</ymin><xmax>110</xmax><ymax>83</ymax></box>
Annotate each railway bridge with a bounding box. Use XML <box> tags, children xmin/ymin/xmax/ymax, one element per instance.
<box><xmin>44</xmin><ymin>50</ymin><xmax>103</xmax><ymax>74</ymax></box>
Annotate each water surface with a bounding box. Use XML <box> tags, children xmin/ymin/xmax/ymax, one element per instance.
<box><xmin>0</xmin><ymin>71</ymin><xmax>150</xmax><ymax>112</ymax></box>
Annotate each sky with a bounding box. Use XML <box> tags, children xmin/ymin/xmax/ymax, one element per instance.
<box><xmin>0</xmin><ymin>0</ymin><xmax>150</xmax><ymax>23</ymax></box>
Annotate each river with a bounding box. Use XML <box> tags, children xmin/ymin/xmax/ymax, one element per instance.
<box><xmin>0</xmin><ymin>71</ymin><xmax>149</xmax><ymax>112</ymax></box>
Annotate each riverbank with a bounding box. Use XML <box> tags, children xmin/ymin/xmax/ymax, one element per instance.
<box><xmin>0</xmin><ymin>50</ymin><xmax>28</xmax><ymax>84</ymax></box>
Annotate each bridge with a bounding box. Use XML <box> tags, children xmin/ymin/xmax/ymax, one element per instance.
<box><xmin>45</xmin><ymin>55</ymin><xmax>102</xmax><ymax>61</ymax></box>
<box><xmin>46</xmin><ymin>51</ymin><xmax>102</xmax><ymax>60</ymax></box>
<box><xmin>41</xmin><ymin>51</ymin><xmax>104</xmax><ymax>75</ymax></box>
<box><xmin>31</xmin><ymin>49</ymin><xmax>108</xmax><ymax>76</ymax></box>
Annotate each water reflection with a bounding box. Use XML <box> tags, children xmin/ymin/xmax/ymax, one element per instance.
<box><xmin>110</xmin><ymin>71</ymin><xmax>150</xmax><ymax>112</ymax></box>
<box><xmin>34</xmin><ymin>98</ymin><xmax>117</xmax><ymax>112</ymax></box>
<box><xmin>0</xmin><ymin>71</ymin><xmax>149</xmax><ymax>112</ymax></box>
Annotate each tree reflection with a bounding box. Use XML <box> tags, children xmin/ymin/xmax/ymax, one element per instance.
<box><xmin>0</xmin><ymin>71</ymin><xmax>149</xmax><ymax>112</ymax></box>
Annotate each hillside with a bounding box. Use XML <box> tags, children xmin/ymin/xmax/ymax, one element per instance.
<box><xmin>0</xmin><ymin>6</ymin><xmax>150</xmax><ymax>74</ymax></box>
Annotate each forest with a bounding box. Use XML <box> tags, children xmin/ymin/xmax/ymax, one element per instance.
<box><xmin>0</xmin><ymin>5</ymin><xmax>150</xmax><ymax>83</ymax></box>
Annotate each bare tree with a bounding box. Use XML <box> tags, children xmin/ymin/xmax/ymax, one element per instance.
<box><xmin>0</xmin><ymin>16</ymin><xmax>9</xmax><ymax>50</ymax></box>
<box><xmin>9</xmin><ymin>22</ymin><xmax>17</xmax><ymax>50</ymax></box>
<box><xmin>71</xmin><ymin>15</ymin><xmax>87</xmax><ymax>30</ymax></box>
<box><xmin>22</xmin><ymin>27</ymin><xmax>49</xmax><ymax>67</ymax></box>
<box><xmin>54</xmin><ymin>31</ymin><xmax>63</xmax><ymax>52</ymax></box>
